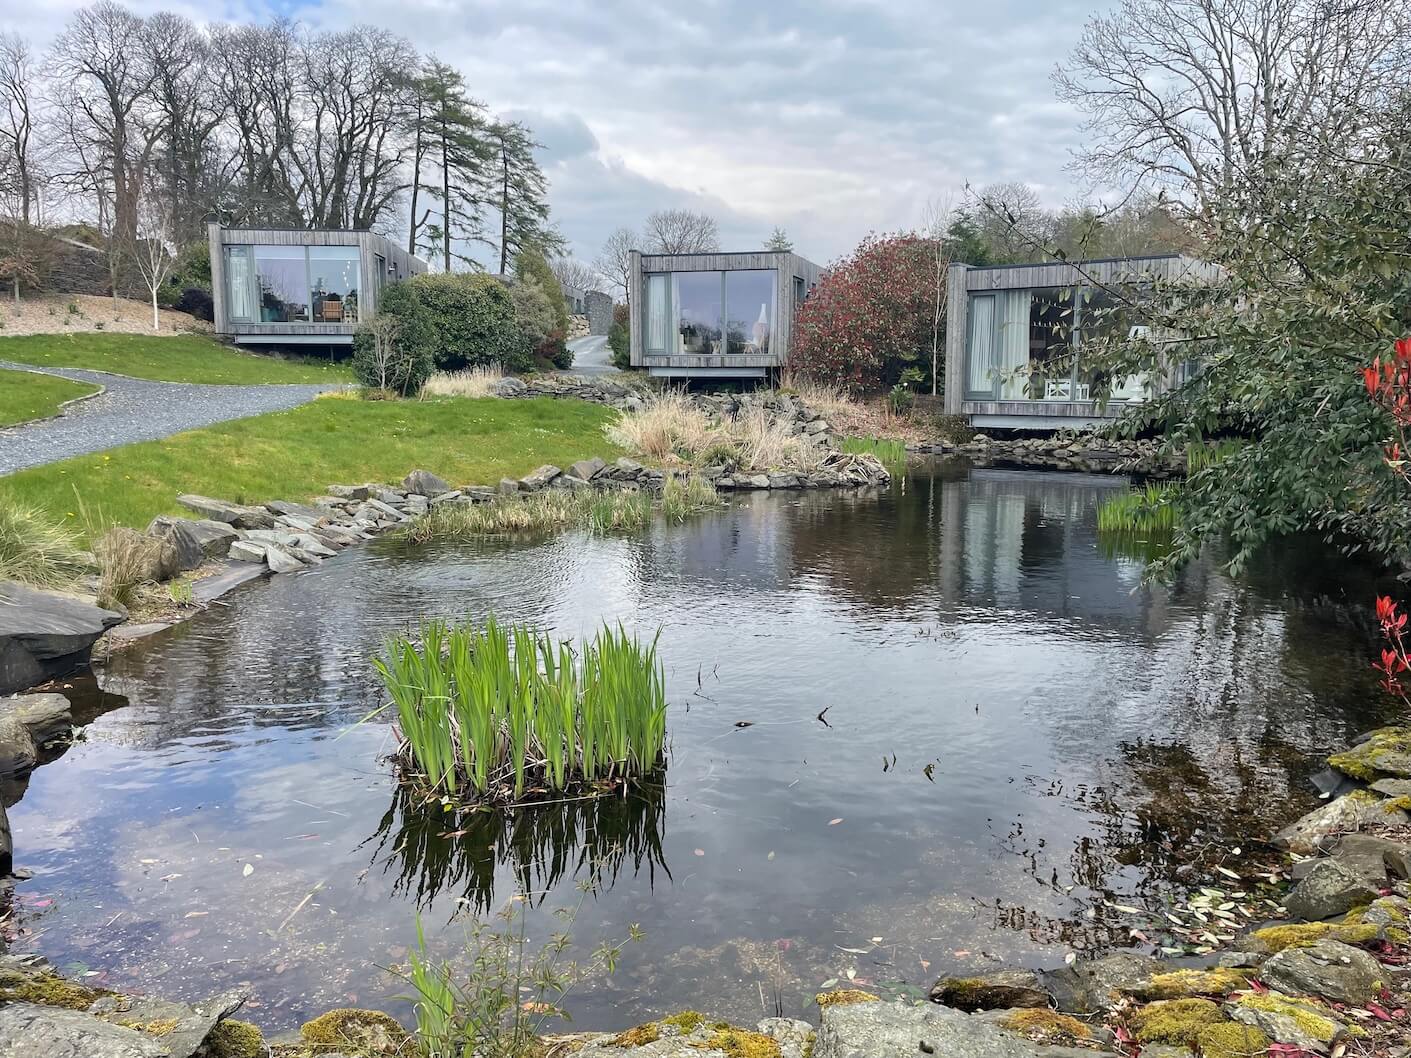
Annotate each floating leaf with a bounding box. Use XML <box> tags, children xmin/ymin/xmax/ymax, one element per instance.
<box><xmin>828</xmin><ymin>818</ymin><xmax>844</xmax><ymax>826</ymax></box>
<box><xmin>242</xmin><ymin>863</ymin><xmax>254</xmax><ymax>877</ymax></box>
<box><xmin>693</xmin><ymin>849</ymin><xmax>705</xmax><ymax>857</ymax></box>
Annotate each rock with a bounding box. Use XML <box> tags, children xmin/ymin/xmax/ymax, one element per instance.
<box><xmin>1329</xmin><ymin>832</ymin><xmax>1411</xmax><ymax>882</ymax></box>
<box><xmin>1039</xmin><ymin>953</ymin><xmax>1162</xmax><ymax>1014</ymax></box>
<box><xmin>227</xmin><ymin>540</ymin><xmax>268</xmax><ymax>564</ymax></box>
<box><xmin>1273</xmin><ymin>791</ymin><xmax>1410</xmax><ymax>855</ymax></box>
<box><xmin>490</xmin><ymin>377</ymin><xmax>528</xmax><ymax>397</ymax></box>
<box><xmin>0</xmin><ymin>716</ymin><xmax>32</xmax><ymax>775</ymax></box>
<box><xmin>742</xmin><ymin>474</ymin><xmax>771</xmax><ymax>489</ymax></box>
<box><xmin>428</xmin><ymin>491</ymin><xmax>462</xmax><ymax>506</ymax></box>
<box><xmin>498</xmin><ymin>478</ymin><xmax>523</xmax><ymax>495</ymax></box>
<box><xmin>263</xmin><ymin>546</ymin><xmax>307</xmax><ymax>574</ymax></box>
<box><xmin>1358</xmin><ymin>894</ymin><xmax>1411</xmax><ymax>942</ymax></box>
<box><xmin>266</xmin><ymin>499</ymin><xmax>332</xmax><ymax>523</ymax></box>
<box><xmin>1283</xmin><ymin>858</ymin><xmax>1380</xmax><ymax>920</ymax></box>
<box><xmin>143</xmin><ymin>518</ymin><xmax>205</xmax><ymax>572</ymax></box>
<box><xmin>0</xmin><ymin>799</ymin><xmax>9</xmax><ymax>875</ymax></box>
<box><xmin>757</xmin><ymin>1017</ymin><xmax>814</xmax><ymax>1058</ymax></box>
<box><xmin>325</xmin><ymin>484</ymin><xmax>374</xmax><ymax>500</ymax></box>
<box><xmin>614</xmin><ymin>457</ymin><xmax>645</xmax><ymax>478</ymax></box>
<box><xmin>929</xmin><ymin>969</ymin><xmax>1050</xmax><ymax>1011</ymax></box>
<box><xmin>519</xmin><ymin>465</ymin><xmax>562</xmax><ymax>490</ymax></box>
<box><xmin>402</xmin><ymin>469</ymin><xmax>450</xmax><ymax>497</ymax></box>
<box><xmin>0</xmin><ymin>1002</ymin><xmax>169</xmax><ymax>1058</ymax></box>
<box><xmin>89</xmin><ymin>987</ymin><xmax>248</xmax><ymax>1058</ymax></box>
<box><xmin>362</xmin><ymin>498</ymin><xmax>408</xmax><ymax>521</ymax></box>
<box><xmin>567</xmin><ymin>457</ymin><xmax>606</xmax><ymax>482</ymax></box>
<box><xmin>1226</xmin><ymin>992</ymin><xmax>1346</xmax><ymax>1052</ymax></box>
<box><xmin>1260</xmin><ymin>938</ymin><xmax>1384</xmax><ymax>1005</ymax></box>
<box><xmin>813</xmin><ymin>997</ymin><xmax>1098</xmax><ymax>1058</ymax></box>
<box><xmin>0</xmin><ymin>582</ymin><xmax>124</xmax><ymax>696</ymax></box>
<box><xmin>1329</xmin><ymin>727</ymin><xmax>1411</xmax><ymax>781</ymax></box>
<box><xmin>1371</xmin><ymin>777</ymin><xmax>1411</xmax><ymax>797</ymax></box>
<box><xmin>2</xmin><ymin>692</ymin><xmax>72</xmax><ymax>746</ymax></box>
<box><xmin>175</xmin><ymin>494</ymin><xmax>275</xmax><ymax>530</ymax></box>
<box><xmin>767</xmin><ymin>473</ymin><xmax>802</xmax><ymax>489</ymax></box>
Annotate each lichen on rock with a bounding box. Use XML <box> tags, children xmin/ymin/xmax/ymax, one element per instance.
<box><xmin>1129</xmin><ymin>998</ymin><xmax>1227</xmax><ymax>1044</ymax></box>
<box><xmin>1249</xmin><ymin>919</ymin><xmax>1379</xmax><ymax>953</ymax></box>
<box><xmin>814</xmin><ymin>989</ymin><xmax>879</xmax><ymax>1008</ymax></box>
<box><xmin>996</xmin><ymin>1007</ymin><xmax>1093</xmax><ymax>1044</ymax></box>
<box><xmin>1195</xmin><ymin>1022</ymin><xmax>1271</xmax><ymax>1058</ymax></box>
<box><xmin>1226</xmin><ymin>991</ymin><xmax>1343</xmax><ymax>1049</ymax></box>
<box><xmin>0</xmin><ymin>968</ymin><xmax>101</xmax><ymax>1010</ymax></box>
<box><xmin>1131</xmin><ymin>967</ymin><xmax>1252</xmax><ymax>1001</ymax></box>
<box><xmin>1328</xmin><ymin>727</ymin><xmax>1411</xmax><ymax>781</ymax></box>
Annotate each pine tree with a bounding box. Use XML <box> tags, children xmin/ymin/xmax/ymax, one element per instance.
<box><xmin>489</xmin><ymin>120</ymin><xmax>561</xmax><ymax>274</ymax></box>
<box><xmin>406</xmin><ymin>59</ymin><xmax>493</xmax><ymax>270</ymax></box>
<box><xmin>764</xmin><ymin>226</ymin><xmax>793</xmax><ymax>252</ymax></box>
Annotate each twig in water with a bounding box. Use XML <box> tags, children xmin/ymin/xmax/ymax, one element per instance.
<box><xmin>276</xmin><ymin>880</ymin><xmax>325</xmax><ymax>933</ymax></box>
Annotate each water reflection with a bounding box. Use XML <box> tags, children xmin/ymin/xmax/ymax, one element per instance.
<box><xmin>368</xmin><ymin>782</ymin><xmax>670</xmax><ymax>914</ymax></box>
<box><xmin>8</xmin><ymin>459</ymin><xmax>1397</xmax><ymax>1031</ymax></box>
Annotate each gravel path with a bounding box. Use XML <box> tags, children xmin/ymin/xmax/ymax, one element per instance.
<box><xmin>0</xmin><ymin>361</ymin><xmax>339</xmax><ymax>475</ymax></box>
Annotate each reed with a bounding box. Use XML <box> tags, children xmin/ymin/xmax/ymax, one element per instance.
<box><xmin>606</xmin><ymin>393</ymin><xmax>825</xmax><ymax>472</ymax></box>
<box><xmin>1096</xmin><ymin>483</ymin><xmax>1177</xmax><ymax>534</ymax></box>
<box><xmin>841</xmin><ymin>436</ymin><xmax>909</xmax><ymax>474</ymax></box>
<box><xmin>660</xmin><ymin>474</ymin><xmax>722</xmax><ymax>523</ymax></box>
<box><xmin>374</xmin><ymin>617</ymin><xmax>667</xmax><ymax>805</ymax></box>
<box><xmin>1185</xmin><ymin>439</ymin><xmax>1241</xmax><ymax>474</ymax></box>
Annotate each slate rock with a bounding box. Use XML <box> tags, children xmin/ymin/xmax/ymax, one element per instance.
<box><xmin>1330</xmin><ymin>832</ymin><xmax>1411</xmax><ymax>882</ymax></box>
<box><xmin>498</xmin><ymin>478</ymin><xmax>523</xmax><ymax>495</ymax></box>
<box><xmin>1225</xmin><ymin>992</ymin><xmax>1346</xmax><ymax>1051</ymax></box>
<box><xmin>1371</xmin><ymin>777</ymin><xmax>1411</xmax><ymax>798</ymax></box>
<box><xmin>813</xmin><ymin>998</ymin><xmax>1099</xmax><ymax>1058</ymax></box>
<box><xmin>490</xmin><ymin>377</ymin><xmax>528</xmax><ymax>397</ymax></box>
<box><xmin>0</xmin><ymin>716</ymin><xmax>33</xmax><ymax>776</ymax></box>
<box><xmin>89</xmin><ymin>987</ymin><xmax>247</xmax><ymax>1058</ymax></box>
<box><xmin>1274</xmin><ymin>791</ymin><xmax>1410</xmax><ymax>855</ymax></box>
<box><xmin>227</xmin><ymin>540</ymin><xmax>268</xmax><ymax>564</ymax></box>
<box><xmin>520</xmin><ymin>465</ymin><xmax>562</xmax><ymax>490</ymax></box>
<box><xmin>757</xmin><ymin>1017</ymin><xmax>815</xmax><ymax>1058</ymax></box>
<box><xmin>1039</xmin><ymin>953</ymin><xmax>1162</xmax><ymax>1014</ymax></box>
<box><xmin>175</xmin><ymin>494</ymin><xmax>275</xmax><ymax>530</ymax></box>
<box><xmin>0</xmin><ymin>582</ymin><xmax>124</xmax><ymax>696</ymax></box>
<box><xmin>263</xmin><ymin>546</ymin><xmax>307</xmax><ymax>574</ymax></box>
<box><xmin>143</xmin><ymin>518</ymin><xmax>206</xmax><ymax>572</ymax></box>
<box><xmin>0</xmin><ymin>1002</ymin><xmax>169</xmax><ymax>1058</ymax></box>
<box><xmin>1261</xmin><ymin>938</ymin><xmax>1385</xmax><ymax>1005</ymax></box>
<box><xmin>930</xmin><ymin>969</ymin><xmax>1050</xmax><ymax>1011</ymax></box>
<box><xmin>402</xmin><ymin>469</ymin><xmax>451</xmax><ymax>497</ymax></box>
<box><xmin>1359</xmin><ymin>894</ymin><xmax>1411</xmax><ymax>941</ymax></box>
<box><xmin>1283</xmin><ymin>858</ymin><xmax>1380</xmax><ymax>920</ymax></box>
<box><xmin>2</xmin><ymin>692</ymin><xmax>72</xmax><ymax>745</ymax></box>
<box><xmin>0</xmin><ymin>799</ymin><xmax>10</xmax><ymax>875</ymax></box>
<box><xmin>567</xmin><ymin>457</ymin><xmax>606</xmax><ymax>482</ymax></box>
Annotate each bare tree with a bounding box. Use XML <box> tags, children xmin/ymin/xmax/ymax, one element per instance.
<box><xmin>0</xmin><ymin>31</ymin><xmax>43</xmax><ymax>301</ymax></box>
<box><xmin>1054</xmin><ymin>0</ymin><xmax>1411</xmax><ymax>215</ymax></box>
<box><xmin>357</xmin><ymin>313</ymin><xmax>406</xmax><ymax>392</ymax></box>
<box><xmin>921</xmin><ymin>199</ymin><xmax>953</xmax><ymax>396</ymax></box>
<box><xmin>549</xmin><ymin>255</ymin><xmax>596</xmax><ymax>294</ymax></box>
<box><xmin>593</xmin><ymin>226</ymin><xmax>637</xmax><ymax>301</ymax></box>
<box><xmin>643</xmin><ymin>208</ymin><xmax>718</xmax><ymax>254</ymax></box>
<box><xmin>131</xmin><ymin>188</ymin><xmax>176</xmax><ymax>330</ymax></box>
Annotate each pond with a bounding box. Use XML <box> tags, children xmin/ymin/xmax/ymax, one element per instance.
<box><xmin>9</xmin><ymin>459</ymin><xmax>1396</xmax><ymax>1032</ymax></box>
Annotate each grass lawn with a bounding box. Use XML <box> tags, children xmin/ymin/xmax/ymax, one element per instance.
<box><xmin>0</xmin><ymin>395</ymin><xmax>623</xmax><ymax>539</ymax></box>
<box><xmin>0</xmin><ymin>367</ymin><xmax>101</xmax><ymax>427</ymax></box>
<box><xmin>0</xmin><ymin>333</ymin><xmax>354</xmax><ymax>385</ymax></box>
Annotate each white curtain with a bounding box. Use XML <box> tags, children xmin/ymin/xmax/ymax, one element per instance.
<box><xmin>646</xmin><ymin>274</ymin><xmax>668</xmax><ymax>353</ymax></box>
<box><xmin>996</xmin><ymin>290</ymin><xmax>1030</xmax><ymax>399</ymax></box>
<box><xmin>225</xmin><ymin>248</ymin><xmax>254</xmax><ymax>322</ymax></box>
<box><xmin>966</xmin><ymin>295</ymin><xmax>995</xmax><ymax>395</ymax></box>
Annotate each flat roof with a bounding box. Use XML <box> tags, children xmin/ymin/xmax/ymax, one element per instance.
<box><xmin>962</xmin><ymin>253</ymin><xmax>1183</xmax><ymax>271</ymax></box>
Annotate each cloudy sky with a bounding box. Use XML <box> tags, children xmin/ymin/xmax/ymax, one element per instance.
<box><xmin>8</xmin><ymin>0</ymin><xmax>1104</xmax><ymax>268</ymax></box>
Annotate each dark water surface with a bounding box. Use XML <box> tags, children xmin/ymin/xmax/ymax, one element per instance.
<box><xmin>10</xmin><ymin>460</ymin><xmax>1395</xmax><ymax>1030</ymax></box>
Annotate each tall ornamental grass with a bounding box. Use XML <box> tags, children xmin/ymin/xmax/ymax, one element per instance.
<box><xmin>0</xmin><ymin>500</ymin><xmax>89</xmax><ymax>590</ymax></box>
<box><xmin>374</xmin><ymin>618</ymin><xmax>667</xmax><ymax>804</ymax></box>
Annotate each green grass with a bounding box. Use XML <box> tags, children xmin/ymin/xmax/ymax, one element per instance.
<box><xmin>0</xmin><ymin>396</ymin><xmax>622</xmax><ymax>542</ymax></box>
<box><xmin>842</xmin><ymin>435</ymin><xmax>909</xmax><ymax>474</ymax></box>
<box><xmin>0</xmin><ymin>367</ymin><xmax>100</xmax><ymax>426</ymax></box>
<box><xmin>0</xmin><ymin>499</ymin><xmax>90</xmax><ymax>589</ymax></box>
<box><xmin>0</xmin><ymin>332</ymin><xmax>354</xmax><ymax>384</ymax></box>
<box><xmin>375</xmin><ymin>617</ymin><xmax>667</xmax><ymax>804</ymax></box>
<box><xmin>1096</xmin><ymin>483</ymin><xmax>1177</xmax><ymax>534</ymax></box>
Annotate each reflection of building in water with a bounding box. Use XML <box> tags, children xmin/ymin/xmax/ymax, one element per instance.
<box><xmin>636</xmin><ymin>491</ymin><xmax>799</xmax><ymax>592</ymax></box>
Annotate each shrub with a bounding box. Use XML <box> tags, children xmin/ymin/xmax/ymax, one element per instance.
<box><xmin>0</xmin><ymin>501</ymin><xmax>89</xmax><ymax>590</ymax></box>
<box><xmin>157</xmin><ymin>242</ymin><xmax>212</xmax><ymax>315</ymax></box>
<box><xmin>352</xmin><ymin>284</ymin><xmax>434</xmax><ymax>397</ymax></box>
<box><xmin>541</xmin><ymin>328</ymin><xmax>573</xmax><ymax>370</ymax></box>
<box><xmin>608</xmin><ymin>303</ymin><xmax>631</xmax><ymax>369</ymax></box>
<box><xmin>508</xmin><ymin>277</ymin><xmax>557</xmax><ymax>348</ymax></box>
<box><xmin>514</xmin><ymin>245</ymin><xmax>570</xmax><ymax>334</ymax></box>
<box><xmin>405</xmin><ymin>273</ymin><xmax>531</xmax><ymax>372</ymax></box>
<box><xmin>606</xmin><ymin>393</ymin><xmax>824</xmax><ymax>472</ymax></box>
<box><xmin>792</xmin><ymin>232</ymin><xmax>943</xmax><ymax>392</ymax></box>
<box><xmin>374</xmin><ymin>617</ymin><xmax>667</xmax><ymax>803</ymax></box>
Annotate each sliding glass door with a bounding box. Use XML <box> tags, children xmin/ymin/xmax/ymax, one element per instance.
<box><xmin>641</xmin><ymin>269</ymin><xmax>777</xmax><ymax>356</ymax></box>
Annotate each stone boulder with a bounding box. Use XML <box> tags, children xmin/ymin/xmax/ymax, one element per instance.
<box><xmin>89</xmin><ymin>987</ymin><xmax>248</xmax><ymax>1058</ymax></box>
<box><xmin>1327</xmin><ymin>832</ymin><xmax>1411</xmax><ymax>883</ymax></box>
<box><xmin>567</xmin><ymin>457</ymin><xmax>606</xmax><ymax>483</ymax></box>
<box><xmin>0</xmin><ymin>1003</ymin><xmax>169</xmax><ymax>1058</ymax></box>
<box><xmin>97</xmin><ymin>527</ymin><xmax>179</xmax><ymax>584</ymax></box>
<box><xmin>1039</xmin><ymin>953</ymin><xmax>1162</xmax><ymax>1014</ymax></box>
<box><xmin>520</xmin><ymin>465</ymin><xmax>562</xmax><ymax>490</ymax></box>
<box><xmin>402</xmin><ymin>469</ymin><xmax>450</xmax><ymax>497</ymax></box>
<box><xmin>490</xmin><ymin>376</ymin><xmax>528</xmax><ymax>397</ymax></box>
<box><xmin>175</xmin><ymin>494</ymin><xmax>275</xmax><ymax>530</ymax></box>
<box><xmin>813</xmin><ymin>997</ymin><xmax>1101</xmax><ymax>1058</ymax></box>
<box><xmin>143</xmin><ymin>517</ymin><xmax>206</xmax><ymax>572</ymax></box>
<box><xmin>1283</xmin><ymin>858</ymin><xmax>1379</xmax><ymax>920</ymax></box>
<box><xmin>0</xmin><ymin>582</ymin><xmax>124</xmax><ymax>695</ymax></box>
<box><xmin>1328</xmin><ymin>727</ymin><xmax>1411</xmax><ymax>781</ymax></box>
<box><xmin>930</xmin><ymin>969</ymin><xmax>1050</xmax><ymax>1011</ymax></box>
<box><xmin>1225</xmin><ymin>992</ymin><xmax>1346</xmax><ymax>1052</ymax></box>
<box><xmin>1260</xmin><ymin>938</ymin><xmax>1385</xmax><ymax>1005</ymax></box>
<box><xmin>1273</xmin><ymin>791</ymin><xmax>1409</xmax><ymax>855</ymax></box>
<box><xmin>0</xmin><ymin>799</ymin><xmax>9</xmax><ymax>875</ymax></box>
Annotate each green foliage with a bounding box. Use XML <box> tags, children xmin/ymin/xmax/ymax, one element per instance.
<box><xmin>374</xmin><ymin>617</ymin><xmax>667</xmax><ymax>803</ymax></box>
<box><xmin>404</xmin><ymin>888</ymin><xmax>641</xmax><ymax>1058</ymax></box>
<box><xmin>841</xmin><ymin>436</ymin><xmax>908</xmax><ymax>474</ymax></box>
<box><xmin>508</xmin><ymin>278</ymin><xmax>557</xmax><ymax>347</ymax></box>
<box><xmin>608</xmin><ymin>303</ymin><xmax>631</xmax><ymax>370</ymax></box>
<box><xmin>1097</xmin><ymin>483</ymin><xmax>1177</xmax><ymax>533</ymax></box>
<box><xmin>155</xmin><ymin>241</ymin><xmax>213</xmax><ymax>310</ymax></box>
<box><xmin>352</xmin><ymin>283</ymin><xmax>435</xmax><ymax>396</ymax></box>
<box><xmin>514</xmin><ymin>245</ymin><xmax>569</xmax><ymax>333</ymax></box>
<box><xmin>405</xmin><ymin>272</ymin><xmax>531</xmax><ymax>371</ymax></box>
<box><xmin>0</xmin><ymin>499</ymin><xmax>89</xmax><ymax>590</ymax></box>
<box><xmin>660</xmin><ymin>474</ymin><xmax>723</xmax><ymax>522</ymax></box>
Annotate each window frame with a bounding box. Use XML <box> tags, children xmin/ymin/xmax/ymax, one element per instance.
<box><xmin>641</xmin><ymin>267</ymin><xmax>778</xmax><ymax>357</ymax></box>
<box><xmin>226</xmin><ymin>243</ymin><xmax>363</xmax><ymax>327</ymax></box>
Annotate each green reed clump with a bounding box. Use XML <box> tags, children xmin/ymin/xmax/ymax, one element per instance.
<box><xmin>1185</xmin><ymin>439</ymin><xmax>1241</xmax><ymax>474</ymax></box>
<box><xmin>1096</xmin><ymin>482</ymin><xmax>1177</xmax><ymax>534</ymax></box>
<box><xmin>841</xmin><ymin>435</ymin><xmax>908</xmax><ymax>474</ymax></box>
<box><xmin>0</xmin><ymin>499</ymin><xmax>89</xmax><ymax>590</ymax></box>
<box><xmin>660</xmin><ymin>474</ymin><xmax>723</xmax><ymax>523</ymax></box>
<box><xmin>374</xmin><ymin>617</ymin><xmax>667</xmax><ymax>805</ymax></box>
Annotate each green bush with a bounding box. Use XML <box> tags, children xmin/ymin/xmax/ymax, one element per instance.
<box><xmin>156</xmin><ymin>242</ymin><xmax>213</xmax><ymax>311</ymax></box>
<box><xmin>352</xmin><ymin>283</ymin><xmax>435</xmax><ymax>396</ymax></box>
<box><xmin>406</xmin><ymin>273</ymin><xmax>531</xmax><ymax>372</ymax></box>
<box><xmin>608</xmin><ymin>303</ymin><xmax>631</xmax><ymax>370</ymax></box>
<box><xmin>513</xmin><ymin>246</ymin><xmax>569</xmax><ymax>334</ymax></box>
<box><xmin>508</xmin><ymin>278</ymin><xmax>556</xmax><ymax>348</ymax></box>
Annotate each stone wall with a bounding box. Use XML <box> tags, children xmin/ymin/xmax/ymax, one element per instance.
<box><xmin>586</xmin><ymin>291</ymin><xmax>613</xmax><ymax>336</ymax></box>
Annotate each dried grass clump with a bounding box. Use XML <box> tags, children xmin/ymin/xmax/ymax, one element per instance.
<box><xmin>606</xmin><ymin>394</ymin><xmax>825</xmax><ymax>473</ymax></box>
<box><xmin>92</xmin><ymin>527</ymin><xmax>168</xmax><ymax>609</ymax></box>
<box><xmin>604</xmin><ymin>391</ymin><xmax>715</xmax><ymax>462</ymax></box>
<box><xmin>0</xmin><ymin>500</ymin><xmax>89</xmax><ymax>590</ymax></box>
<box><xmin>421</xmin><ymin>364</ymin><xmax>507</xmax><ymax>400</ymax></box>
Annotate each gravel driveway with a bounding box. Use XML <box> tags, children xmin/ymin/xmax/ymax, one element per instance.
<box><xmin>0</xmin><ymin>361</ymin><xmax>340</xmax><ymax>475</ymax></box>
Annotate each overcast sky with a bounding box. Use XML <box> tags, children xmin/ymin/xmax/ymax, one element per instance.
<box><xmin>8</xmin><ymin>0</ymin><xmax>1104</xmax><ymax>268</ymax></box>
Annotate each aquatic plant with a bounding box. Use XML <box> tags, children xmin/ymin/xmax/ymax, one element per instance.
<box><xmin>1185</xmin><ymin>439</ymin><xmax>1241</xmax><ymax>474</ymax></box>
<box><xmin>0</xmin><ymin>499</ymin><xmax>89</xmax><ymax>590</ymax></box>
<box><xmin>374</xmin><ymin>617</ymin><xmax>667</xmax><ymax>804</ymax></box>
<box><xmin>841</xmin><ymin>436</ymin><xmax>908</xmax><ymax>474</ymax></box>
<box><xmin>1096</xmin><ymin>483</ymin><xmax>1177</xmax><ymax>534</ymax></box>
<box><xmin>660</xmin><ymin>474</ymin><xmax>723</xmax><ymax>523</ymax></box>
<box><xmin>403</xmin><ymin>885</ymin><xmax>642</xmax><ymax>1058</ymax></box>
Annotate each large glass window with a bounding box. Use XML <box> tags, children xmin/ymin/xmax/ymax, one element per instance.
<box><xmin>673</xmin><ymin>272</ymin><xmax>723</xmax><ymax>355</ymax></box>
<box><xmin>309</xmin><ymin>246</ymin><xmax>360</xmax><ymax>323</ymax></box>
<box><xmin>253</xmin><ymin>246</ymin><xmax>309</xmax><ymax>323</ymax></box>
<box><xmin>725</xmin><ymin>270</ymin><xmax>775</xmax><ymax>355</ymax></box>
<box><xmin>223</xmin><ymin>246</ymin><xmax>255</xmax><ymax>322</ymax></box>
<box><xmin>645</xmin><ymin>274</ymin><xmax>669</xmax><ymax>353</ymax></box>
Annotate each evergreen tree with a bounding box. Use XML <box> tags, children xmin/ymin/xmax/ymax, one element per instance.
<box><xmin>764</xmin><ymin>226</ymin><xmax>793</xmax><ymax>252</ymax></box>
<box><xmin>407</xmin><ymin>59</ymin><xmax>493</xmax><ymax>270</ymax></box>
<box><xmin>489</xmin><ymin>120</ymin><xmax>560</xmax><ymax>274</ymax></box>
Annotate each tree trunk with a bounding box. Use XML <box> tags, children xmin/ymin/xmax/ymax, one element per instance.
<box><xmin>441</xmin><ymin>125</ymin><xmax>451</xmax><ymax>273</ymax></box>
<box><xmin>499</xmin><ymin>141</ymin><xmax>509</xmax><ymax>275</ymax></box>
<box><xmin>151</xmin><ymin>288</ymin><xmax>159</xmax><ymax>331</ymax></box>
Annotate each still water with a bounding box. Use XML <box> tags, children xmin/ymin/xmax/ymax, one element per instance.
<box><xmin>9</xmin><ymin>460</ymin><xmax>1394</xmax><ymax>1030</ymax></box>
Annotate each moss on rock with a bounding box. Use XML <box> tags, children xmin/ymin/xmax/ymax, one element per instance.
<box><xmin>1328</xmin><ymin>728</ymin><xmax>1411</xmax><ymax>781</ymax></box>
<box><xmin>815</xmin><ymin>989</ymin><xmax>879</xmax><ymax>1008</ymax></box>
<box><xmin>662</xmin><ymin>1010</ymin><xmax>706</xmax><ymax>1033</ymax></box>
<box><xmin>610</xmin><ymin>1023</ymin><xmax>660</xmax><ymax>1047</ymax></box>
<box><xmin>0</xmin><ymin>969</ymin><xmax>101</xmax><ymax>1010</ymax></box>
<box><xmin>208</xmin><ymin>1019</ymin><xmax>266</xmax><ymax>1058</ymax></box>
<box><xmin>1196</xmin><ymin>1022</ymin><xmax>1270</xmax><ymax>1058</ymax></box>
<box><xmin>300</xmin><ymin>1008</ymin><xmax>406</xmax><ymax>1053</ymax></box>
<box><xmin>1250</xmin><ymin>920</ymin><xmax>1379</xmax><ymax>953</ymax></box>
<box><xmin>1130</xmin><ymin>998</ymin><xmax>1227</xmax><ymax>1045</ymax></box>
<box><xmin>699</xmin><ymin>1027</ymin><xmax>782</xmax><ymax>1058</ymax></box>
<box><xmin>1227</xmin><ymin>992</ymin><xmax>1341</xmax><ymax>1046</ymax></box>
<box><xmin>1134</xmin><ymin>968</ymin><xmax>1252</xmax><ymax>1000</ymax></box>
<box><xmin>997</xmin><ymin>1008</ymin><xmax>1092</xmax><ymax>1044</ymax></box>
